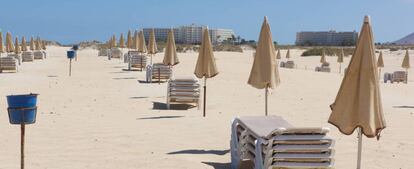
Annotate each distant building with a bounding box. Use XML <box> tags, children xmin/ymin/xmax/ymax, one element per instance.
<box><xmin>142</xmin><ymin>24</ymin><xmax>236</xmax><ymax>44</ymax></box>
<box><xmin>296</xmin><ymin>30</ymin><xmax>358</xmax><ymax>46</ymax></box>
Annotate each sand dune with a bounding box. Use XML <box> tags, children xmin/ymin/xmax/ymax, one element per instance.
<box><xmin>0</xmin><ymin>46</ymin><xmax>413</xmax><ymax>169</ymax></box>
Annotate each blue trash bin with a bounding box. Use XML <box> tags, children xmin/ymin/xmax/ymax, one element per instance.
<box><xmin>7</xmin><ymin>94</ymin><xmax>38</xmax><ymax>124</ymax></box>
<box><xmin>67</xmin><ymin>50</ymin><xmax>76</xmax><ymax>59</ymax></box>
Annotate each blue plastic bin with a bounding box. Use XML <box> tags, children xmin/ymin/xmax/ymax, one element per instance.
<box><xmin>67</xmin><ymin>51</ymin><xmax>76</xmax><ymax>59</ymax></box>
<box><xmin>7</xmin><ymin>94</ymin><xmax>38</xmax><ymax>124</ymax></box>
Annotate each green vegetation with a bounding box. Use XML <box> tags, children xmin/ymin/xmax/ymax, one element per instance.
<box><xmin>213</xmin><ymin>44</ymin><xmax>243</xmax><ymax>52</ymax></box>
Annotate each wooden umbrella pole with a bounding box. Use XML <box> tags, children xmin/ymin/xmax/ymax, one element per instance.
<box><xmin>339</xmin><ymin>63</ymin><xmax>342</xmax><ymax>74</ymax></box>
<box><xmin>265</xmin><ymin>87</ymin><xmax>268</xmax><ymax>116</ymax></box>
<box><xmin>203</xmin><ymin>77</ymin><xmax>207</xmax><ymax>117</ymax></box>
<box><xmin>357</xmin><ymin>127</ymin><xmax>363</xmax><ymax>169</ymax></box>
<box><xmin>69</xmin><ymin>59</ymin><xmax>72</xmax><ymax>76</ymax></box>
<box><xmin>158</xmin><ymin>68</ymin><xmax>161</xmax><ymax>84</ymax></box>
<box><xmin>21</xmin><ymin>123</ymin><xmax>25</xmax><ymax>169</ymax></box>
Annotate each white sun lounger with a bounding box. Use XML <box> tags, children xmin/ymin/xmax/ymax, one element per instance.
<box><xmin>33</xmin><ymin>51</ymin><xmax>45</xmax><ymax>60</ymax></box>
<box><xmin>0</xmin><ymin>56</ymin><xmax>18</xmax><ymax>73</ymax></box>
<box><xmin>22</xmin><ymin>51</ymin><xmax>34</xmax><ymax>62</ymax></box>
<box><xmin>167</xmin><ymin>76</ymin><xmax>200</xmax><ymax>109</ymax></box>
<box><xmin>231</xmin><ymin>116</ymin><xmax>335</xmax><ymax>169</ymax></box>
<box><xmin>146</xmin><ymin>63</ymin><xmax>173</xmax><ymax>83</ymax></box>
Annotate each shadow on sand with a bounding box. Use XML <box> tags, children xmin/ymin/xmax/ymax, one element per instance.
<box><xmin>167</xmin><ymin>149</ymin><xmax>230</xmax><ymax>155</ymax></box>
<box><xmin>137</xmin><ymin>115</ymin><xmax>184</xmax><ymax>120</ymax></box>
<box><xmin>152</xmin><ymin>102</ymin><xmax>195</xmax><ymax>110</ymax></box>
<box><xmin>393</xmin><ymin>105</ymin><xmax>414</xmax><ymax>109</ymax></box>
<box><xmin>130</xmin><ymin>96</ymin><xmax>149</xmax><ymax>99</ymax></box>
<box><xmin>113</xmin><ymin>77</ymin><xmax>137</xmax><ymax>80</ymax></box>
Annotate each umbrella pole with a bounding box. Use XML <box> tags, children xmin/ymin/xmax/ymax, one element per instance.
<box><xmin>406</xmin><ymin>69</ymin><xmax>408</xmax><ymax>84</ymax></box>
<box><xmin>339</xmin><ymin>63</ymin><xmax>342</xmax><ymax>74</ymax></box>
<box><xmin>265</xmin><ymin>87</ymin><xmax>268</xmax><ymax>116</ymax></box>
<box><xmin>203</xmin><ymin>77</ymin><xmax>207</xmax><ymax>117</ymax></box>
<box><xmin>357</xmin><ymin>128</ymin><xmax>363</xmax><ymax>169</ymax></box>
<box><xmin>21</xmin><ymin>123</ymin><xmax>25</xmax><ymax>169</ymax></box>
<box><xmin>69</xmin><ymin>58</ymin><xmax>72</xmax><ymax>76</ymax></box>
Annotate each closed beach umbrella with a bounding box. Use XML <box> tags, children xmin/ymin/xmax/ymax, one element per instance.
<box><xmin>6</xmin><ymin>32</ymin><xmax>13</xmax><ymax>53</ymax></box>
<box><xmin>35</xmin><ymin>38</ymin><xmax>41</xmax><ymax>50</ymax></box>
<box><xmin>126</xmin><ymin>30</ymin><xmax>132</xmax><ymax>49</ymax></box>
<box><xmin>14</xmin><ymin>37</ymin><xmax>21</xmax><ymax>54</ymax></box>
<box><xmin>328</xmin><ymin>16</ymin><xmax>386</xmax><ymax>169</ymax></box>
<box><xmin>133</xmin><ymin>30</ymin><xmax>139</xmax><ymax>50</ymax></box>
<box><xmin>42</xmin><ymin>40</ymin><xmax>47</xmax><ymax>50</ymax></box>
<box><xmin>285</xmin><ymin>48</ymin><xmax>290</xmax><ymax>60</ymax></box>
<box><xmin>138</xmin><ymin>31</ymin><xmax>147</xmax><ymax>53</ymax></box>
<box><xmin>194</xmin><ymin>27</ymin><xmax>219</xmax><ymax>117</ymax></box>
<box><xmin>112</xmin><ymin>35</ymin><xmax>117</xmax><ymax>48</ymax></box>
<box><xmin>163</xmin><ymin>28</ymin><xmax>179</xmax><ymax>66</ymax></box>
<box><xmin>276</xmin><ymin>49</ymin><xmax>281</xmax><ymax>59</ymax></box>
<box><xmin>248</xmin><ymin>16</ymin><xmax>280</xmax><ymax>116</ymax></box>
<box><xmin>119</xmin><ymin>33</ymin><xmax>125</xmax><ymax>48</ymax></box>
<box><xmin>0</xmin><ymin>33</ymin><xmax>4</xmax><ymax>53</ymax></box>
<box><xmin>377</xmin><ymin>51</ymin><xmax>384</xmax><ymax>79</ymax></box>
<box><xmin>148</xmin><ymin>29</ymin><xmax>158</xmax><ymax>64</ymax></box>
<box><xmin>402</xmin><ymin>50</ymin><xmax>410</xmax><ymax>70</ymax></box>
<box><xmin>338</xmin><ymin>48</ymin><xmax>344</xmax><ymax>73</ymax></box>
<box><xmin>21</xmin><ymin>36</ymin><xmax>27</xmax><ymax>51</ymax></box>
<box><xmin>30</xmin><ymin>37</ymin><xmax>34</xmax><ymax>51</ymax></box>
<box><xmin>320</xmin><ymin>48</ymin><xmax>327</xmax><ymax>63</ymax></box>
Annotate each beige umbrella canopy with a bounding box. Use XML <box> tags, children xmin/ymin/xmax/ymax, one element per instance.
<box><xmin>248</xmin><ymin>16</ymin><xmax>280</xmax><ymax>116</ymax></box>
<box><xmin>377</xmin><ymin>51</ymin><xmax>384</xmax><ymax>68</ymax></box>
<box><xmin>111</xmin><ymin>35</ymin><xmax>117</xmax><ymax>48</ymax></box>
<box><xmin>320</xmin><ymin>48</ymin><xmax>327</xmax><ymax>63</ymax></box>
<box><xmin>163</xmin><ymin>28</ymin><xmax>179</xmax><ymax>66</ymax></box>
<box><xmin>147</xmin><ymin>29</ymin><xmax>158</xmax><ymax>54</ymax></box>
<box><xmin>30</xmin><ymin>37</ymin><xmax>34</xmax><ymax>51</ymax></box>
<box><xmin>6</xmin><ymin>32</ymin><xmax>14</xmax><ymax>53</ymax></box>
<box><xmin>21</xmin><ymin>36</ymin><xmax>27</xmax><ymax>52</ymax></box>
<box><xmin>42</xmin><ymin>40</ymin><xmax>47</xmax><ymax>50</ymax></box>
<box><xmin>137</xmin><ymin>31</ymin><xmax>147</xmax><ymax>53</ymax></box>
<box><xmin>14</xmin><ymin>37</ymin><xmax>21</xmax><ymax>54</ymax></box>
<box><xmin>285</xmin><ymin>48</ymin><xmax>290</xmax><ymax>59</ymax></box>
<box><xmin>276</xmin><ymin>49</ymin><xmax>281</xmax><ymax>59</ymax></box>
<box><xmin>126</xmin><ymin>30</ymin><xmax>132</xmax><ymax>49</ymax></box>
<box><xmin>402</xmin><ymin>50</ymin><xmax>410</xmax><ymax>69</ymax></box>
<box><xmin>133</xmin><ymin>30</ymin><xmax>139</xmax><ymax>50</ymax></box>
<box><xmin>0</xmin><ymin>33</ymin><xmax>4</xmax><ymax>53</ymax></box>
<box><xmin>328</xmin><ymin>16</ymin><xmax>386</xmax><ymax>169</ymax></box>
<box><xmin>194</xmin><ymin>27</ymin><xmax>219</xmax><ymax>117</ymax></box>
<box><xmin>35</xmin><ymin>37</ymin><xmax>41</xmax><ymax>50</ymax></box>
<box><xmin>119</xmin><ymin>33</ymin><xmax>125</xmax><ymax>48</ymax></box>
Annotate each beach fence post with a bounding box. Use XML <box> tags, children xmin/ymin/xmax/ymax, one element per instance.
<box><xmin>7</xmin><ymin>94</ymin><xmax>39</xmax><ymax>169</ymax></box>
<box><xmin>357</xmin><ymin>127</ymin><xmax>363</xmax><ymax>169</ymax></box>
<box><xmin>67</xmin><ymin>50</ymin><xmax>76</xmax><ymax>76</ymax></box>
<box><xmin>265</xmin><ymin>87</ymin><xmax>268</xmax><ymax>116</ymax></box>
<box><xmin>203</xmin><ymin>77</ymin><xmax>207</xmax><ymax>117</ymax></box>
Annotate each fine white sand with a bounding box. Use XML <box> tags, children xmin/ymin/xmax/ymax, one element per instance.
<box><xmin>0</xmin><ymin>46</ymin><xmax>413</xmax><ymax>169</ymax></box>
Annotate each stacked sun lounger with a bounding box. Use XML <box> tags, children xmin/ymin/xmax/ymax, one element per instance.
<box><xmin>167</xmin><ymin>76</ymin><xmax>200</xmax><ymax>109</ymax></box>
<box><xmin>231</xmin><ymin>116</ymin><xmax>335</xmax><ymax>169</ymax></box>
<box><xmin>33</xmin><ymin>51</ymin><xmax>44</xmax><ymax>60</ymax></box>
<box><xmin>98</xmin><ymin>49</ymin><xmax>108</xmax><ymax>56</ymax></box>
<box><xmin>22</xmin><ymin>51</ymin><xmax>34</xmax><ymax>62</ymax></box>
<box><xmin>384</xmin><ymin>71</ymin><xmax>408</xmax><ymax>83</ymax></box>
<box><xmin>0</xmin><ymin>57</ymin><xmax>18</xmax><ymax>73</ymax></box>
<box><xmin>8</xmin><ymin>54</ymin><xmax>21</xmax><ymax>65</ymax></box>
<box><xmin>128</xmin><ymin>52</ymin><xmax>147</xmax><ymax>71</ymax></box>
<box><xmin>110</xmin><ymin>48</ymin><xmax>122</xmax><ymax>59</ymax></box>
<box><xmin>42</xmin><ymin>51</ymin><xmax>47</xmax><ymax>59</ymax></box>
<box><xmin>280</xmin><ymin>61</ymin><xmax>295</xmax><ymax>69</ymax></box>
<box><xmin>124</xmin><ymin>53</ymin><xmax>129</xmax><ymax>63</ymax></box>
<box><xmin>315</xmin><ymin>62</ymin><xmax>331</xmax><ymax>73</ymax></box>
<box><xmin>146</xmin><ymin>63</ymin><xmax>173</xmax><ymax>83</ymax></box>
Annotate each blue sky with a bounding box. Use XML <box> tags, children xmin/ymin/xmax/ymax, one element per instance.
<box><xmin>1</xmin><ymin>0</ymin><xmax>413</xmax><ymax>44</ymax></box>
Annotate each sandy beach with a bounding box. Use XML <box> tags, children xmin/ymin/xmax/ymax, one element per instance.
<box><xmin>0</xmin><ymin>46</ymin><xmax>413</xmax><ymax>169</ymax></box>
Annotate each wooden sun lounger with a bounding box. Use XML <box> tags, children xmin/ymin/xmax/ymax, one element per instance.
<box><xmin>146</xmin><ymin>63</ymin><xmax>173</xmax><ymax>83</ymax></box>
<box><xmin>231</xmin><ymin>116</ymin><xmax>335</xmax><ymax>169</ymax></box>
<box><xmin>98</xmin><ymin>49</ymin><xmax>108</xmax><ymax>56</ymax></box>
<box><xmin>110</xmin><ymin>48</ymin><xmax>122</xmax><ymax>59</ymax></box>
<box><xmin>167</xmin><ymin>76</ymin><xmax>200</xmax><ymax>109</ymax></box>
<box><xmin>0</xmin><ymin>56</ymin><xmax>18</xmax><ymax>73</ymax></box>
<box><xmin>127</xmin><ymin>51</ymin><xmax>147</xmax><ymax>71</ymax></box>
<box><xmin>8</xmin><ymin>54</ymin><xmax>21</xmax><ymax>65</ymax></box>
<box><xmin>33</xmin><ymin>51</ymin><xmax>45</xmax><ymax>60</ymax></box>
<box><xmin>22</xmin><ymin>51</ymin><xmax>34</xmax><ymax>62</ymax></box>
